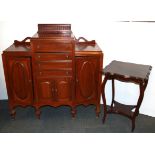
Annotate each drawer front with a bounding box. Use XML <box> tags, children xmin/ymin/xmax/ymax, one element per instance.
<box><xmin>36</xmin><ymin>61</ymin><xmax>72</xmax><ymax>70</ymax></box>
<box><xmin>35</xmin><ymin>53</ymin><xmax>72</xmax><ymax>61</ymax></box>
<box><xmin>32</xmin><ymin>42</ymin><xmax>72</xmax><ymax>52</ymax></box>
<box><xmin>36</xmin><ymin>70</ymin><xmax>72</xmax><ymax>77</ymax></box>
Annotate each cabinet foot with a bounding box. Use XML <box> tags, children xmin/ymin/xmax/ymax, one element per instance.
<box><xmin>95</xmin><ymin>106</ymin><xmax>100</xmax><ymax>118</ymax></box>
<box><xmin>10</xmin><ymin>109</ymin><xmax>16</xmax><ymax>120</ymax></box>
<box><xmin>36</xmin><ymin>109</ymin><xmax>41</xmax><ymax>119</ymax></box>
<box><xmin>96</xmin><ymin>112</ymin><xmax>100</xmax><ymax>118</ymax></box>
<box><xmin>71</xmin><ymin>108</ymin><xmax>76</xmax><ymax>118</ymax></box>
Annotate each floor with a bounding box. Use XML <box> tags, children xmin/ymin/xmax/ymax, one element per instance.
<box><xmin>0</xmin><ymin>100</ymin><xmax>155</xmax><ymax>133</ymax></box>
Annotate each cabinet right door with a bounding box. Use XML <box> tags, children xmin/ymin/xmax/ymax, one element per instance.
<box><xmin>76</xmin><ymin>57</ymin><xmax>99</xmax><ymax>103</ymax></box>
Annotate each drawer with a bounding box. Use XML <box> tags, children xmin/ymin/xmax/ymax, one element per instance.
<box><xmin>32</xmin><ymin>41</ymin><xmax>72</xmax><ymax>52</ymax></box>
<box><xmin>35</xmin><ymin>53</ymin><xmax>72</xmax><ymax>61</ymax></box>
<box><xmin>36</xmin><ymin>61</ymin><xmax>72</xmax><ymax>70</ymax></box>
<box><xmin>36</xmin><ymin>70</ymin><xmax>72</xmax><ymax>77</ymax></box>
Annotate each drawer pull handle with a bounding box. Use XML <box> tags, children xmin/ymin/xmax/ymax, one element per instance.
<box><xmin>66</xmin><ymin>55</ymin><xmax>69</xmax><ymax>59</ymax></box>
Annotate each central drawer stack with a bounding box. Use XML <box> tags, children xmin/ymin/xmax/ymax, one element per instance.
<box><xmin>35</xmin><ymin>53</ymin><xmax>72</xmax><ymax>77</ymax></box>
<box><xmin>30</xmin><ymin>38</ymin><xmax>75</xmax><ymax>118</ymax></box>
<box><xmin>29</xmin><ymin>24</ymin><xmax>76</xmax><ymax>118</ymax></box>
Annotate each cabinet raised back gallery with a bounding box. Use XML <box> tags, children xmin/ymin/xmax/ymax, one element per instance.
<box><xmin>2</xmin><ymin>24</ymin><xmax>103</xmax><ymax>118</ymax></box>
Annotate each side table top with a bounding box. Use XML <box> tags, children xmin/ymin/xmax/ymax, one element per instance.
<box><xmin>103</xmin><ymin>60</ymin><xmax>152</xmax><ymax>80</ymax></box>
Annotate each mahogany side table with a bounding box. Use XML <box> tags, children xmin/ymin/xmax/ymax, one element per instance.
<box><xmin>101</xmin><ymin>60</ymin><xmax>152</xmax><ymax>132</ymax></box>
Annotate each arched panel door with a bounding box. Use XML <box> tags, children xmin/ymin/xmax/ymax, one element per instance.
<box><xmin>76</xmin><ymin>57</ymin><xmax>99</xmax><ymax>103</ymax></box>
<box><xmin>36</xmin><ymin>78</ymin><xmax>55</xmax><ymax>105</ymax></box>
<box><xmin>8</xmin><ymin>57</ymin><xmax>33</xmax><ymax>106</ymax></box>
<box><xmin>55</xmin><ymin>77</ymin><xmax>72</xmax><ymax>102</ymax></box>
<box><xmin>36</xmin><ymin>77</ymin><xmax>72</xmax><ymax>106</ymax></box>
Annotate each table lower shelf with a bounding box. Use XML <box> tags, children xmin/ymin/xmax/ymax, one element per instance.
<box><xmin>107</xmin><ymin>100</ymin><xmax>137</xmax><ymax>119</ymax></box>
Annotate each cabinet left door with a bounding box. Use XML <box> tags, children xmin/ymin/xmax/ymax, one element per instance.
<box><xmin>5</xmin><ymin>57</ymin><xmax>33</xmax><ymax>107</ymax></box>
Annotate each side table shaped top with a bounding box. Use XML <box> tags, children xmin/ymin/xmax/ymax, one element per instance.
<box><xmin>103</xmin><ymin>60</ymin><xmax>152</xmax><ymax>81</ymax></box>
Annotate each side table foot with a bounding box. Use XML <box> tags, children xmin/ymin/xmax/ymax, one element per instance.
<box><xmin>102</xmin><ymin>115</ymin><xmax>107</xmax><ymax>124</ymax></box>
<box><xmin>131</xmin><ymin>118</ymin><xmax>135</xmax><ymax>132</ymax></box>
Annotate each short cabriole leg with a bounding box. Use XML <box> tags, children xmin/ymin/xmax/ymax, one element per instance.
<box><xmin>95</xmin><ymin>104</ymin><xmax>100</xmax><ymax>118</ymax></box>
<box><xmin>36</xmin><ymin>108</ymin><xmax>41</xmax><ymax>119</ymax></box>
<box><xmin>10</xmin><ymin>109</ymin><xmax>16</xmax><ymax>120</ymax></box>
<box><xmin>71</xmin><ymin>107</ymin><xmax>76</xmax><ymax>118</ymax></box>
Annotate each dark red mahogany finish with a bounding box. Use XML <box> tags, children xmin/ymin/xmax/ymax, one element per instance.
<box><xmin>2</xmin><ymin>24</ymin><xmax>103</xmax><ymax>119</ymax></box>
<box><xmin>101</xmin><ymin>60</ymin><xmax>152</xmax><ymax>132</ymax></box>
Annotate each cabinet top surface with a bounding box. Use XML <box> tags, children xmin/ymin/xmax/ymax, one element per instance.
<box><xmin>3</xmin><ymin>44</ymin><xmax>31</xmax><ymax>52</ymax></box>
<box><xmin>75</xmin><ymin>43</ymin><xmax>102</xmax><ymax>52</ymax></box>
<box><xmin>3</xmin><ymin>42</ymin><xmax>102</xmax><ymax>53</ymax></box>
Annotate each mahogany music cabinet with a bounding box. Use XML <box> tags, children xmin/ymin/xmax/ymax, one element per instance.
<box><xmin>2</xmin><ymin>24</ymin><xmax>103</xmax><ymax>119</ymax></box>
